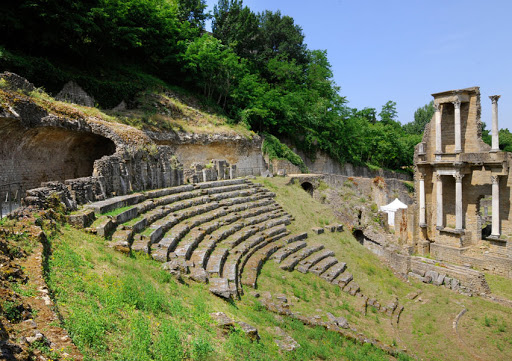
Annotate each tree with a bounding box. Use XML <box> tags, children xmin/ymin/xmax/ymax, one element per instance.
<box><xmin>212</xmin><ymin>0</ymin><xmax>260</xmax><ymax>60</ymax></box>
<box><xmin>176</xmin><ymin>0</ymin><xmax>209</xmax><ymax>29</ymax></box>
<box><xmin>379</xmin><ymin>100</ymin><xmax>399</xmax><ymax>126</ymax></box>
<box><xmin>403</xmin><ymin>101</ymin><xmax>435</xmax><ymax>135</ymax></box>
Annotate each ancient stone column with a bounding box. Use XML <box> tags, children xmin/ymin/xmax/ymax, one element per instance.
<box><xmin>454</xmin><ymin>173</ymin><xmax>464</xmax><ymax>231</ymax></box>
<box><xmin>453</xmin><ymin>100</ymin><xmax>462</xmax><ymax>153</ymax></box>
<box><xmin>419</xmin><ymin>173</ymin><xmax>426</xmax><ymax>227</ymax></box>
<box><xmin>435</xmin><ymin>103</ymin><xmax>442</xmax><ymax>154</ymax></box>
<box><xmin>436</xmin><ymin>173</ymin><xmax>443</xmax><ymax>229</ymax></box>
<box><xmin>491</xmin><ymin>175</ymin><xmax>500</xmax><ymax>237</ymax></box>
<box><xmin>490</xmin><ymin>95</ymin><xmax>501</xmax><ymax>152</ymax></box>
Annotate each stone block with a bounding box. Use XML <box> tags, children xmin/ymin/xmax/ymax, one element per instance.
<box><xmin>324</xmin><ymin>225</ymin><xmax>336</xmax><ymax>232</ymax></box>
<box><xmin>326</xmin><ymin>312</ymin><xmax>349</xmax><ymax>329</ymax></box>
<box><xmin>236</xmin><ymin>321</ymin><xmax>260</xmax><ymax>341</ymax></box>
<box><xmin>336</xmin><ymin>224</ymin><xmax>344</xmax><ymax>232</ymax></box>
<box><xmin>312</xmin><ymin>227</ymin><xmax>324</xmax><ymax>235</ymax></box>
<box><xmin>96</xmin><ymin>217</ymin><xmax>115</xmax><ymax>237</ymax></box>
<box><xmin>67</xmin><ymin>209</ymin><xmax>95</xmax><ymax>229</ymax></box>
<box><xmin>210</xmin><ymin>312</ymin><xmax>235</xmax><ymax>330</ymax></box>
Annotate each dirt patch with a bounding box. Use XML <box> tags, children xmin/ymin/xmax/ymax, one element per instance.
<box><xmin>0</xmin><ymin>212</ymin><xmax>83</xmax><ymax>360</ymax></box>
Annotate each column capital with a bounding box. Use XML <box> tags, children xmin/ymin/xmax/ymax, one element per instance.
<box><xmin>436</xmin><ymin>173</ymin><xmax>442</xmax><ymax>181</ymax></box>
<box><xmin>452</xmin><ymin>100</ymin><xmax>461</xmax><ymax>109</ymax></box>
<box><xmin>454</xmin><ymin>173</ymin><xmax>464</xmax><ymax>182</ymax></box>
<box><xmin>489</xmin><ymin>95</ymin><xmax>501</xmax><ymax>104</ymax></box>
<box><xmin>491</xmin><ymin>175</ymin><xmax>500</xmax><ymax>184</ymax></box>
<box><xmin>417</xmin><ymin>172</ymin><xmax>425</xmax><ymax>180</ymax></box>
<box><xmin>434</xmin><ymin>103</ymin><xmax>441</xmax><ymax>112</ymax></box>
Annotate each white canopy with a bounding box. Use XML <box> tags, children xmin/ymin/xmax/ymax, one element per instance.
<box><xmin>380</xmin><ymin>198</ymin><xmax>408</xmax><ymax>212</ymax></box>
<box><xmin>380</xmin><ymin>198</ymin><xmax>408</xmax><ymax>227</ymax></box>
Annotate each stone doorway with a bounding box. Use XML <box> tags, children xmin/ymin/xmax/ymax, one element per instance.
<box><xmin>478</xmin><ymin>195</ymin><xmax>492</xmax><ymax>240</ymax></box>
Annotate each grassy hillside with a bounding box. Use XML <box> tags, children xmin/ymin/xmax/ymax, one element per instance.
<box><xmin>30</xmin><ymin>177</ymin><xmax>511</xmax><ymax>361</ymax></box>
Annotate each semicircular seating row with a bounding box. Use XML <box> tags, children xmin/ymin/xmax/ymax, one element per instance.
<box><xmin>87</xmin><ymin>179</ymin><xmax>357</xmax><ymax>299</ymax></box>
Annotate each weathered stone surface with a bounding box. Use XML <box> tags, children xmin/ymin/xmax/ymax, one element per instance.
<box><xmin>236</xmin><ymin>321</ymin><xmax>260</xmax><ymax>341</ymax></box>
<box><xmin>56</xmin><ymin>81</ymin><xmax>95</xmax><ymax>107</ymax></box>
<box><xmin>162</xmin><ymin>258</ymin><xmax>188</xmax><ymax>277</ymax></box>
<box><xmin>210</xmin><ymin>312</ymin><xmax>235</xmax><ymax>330</ymax></box>
<box><xmin>274</xmin><ymin>327</ymin><xmax>300</xmax><ymax>351</ymax></box>
<box><xmin>189</xmin><ymin>267</ymin><xmax>209</xmax><ymax>284</ymax></box>
<box><xmin>336</xmin><ymin>272</ymin><xmax>353</xmax><ymax>288</ymax></box>
<box><xmin>309</xmin><ymin>256</ymin><xmax>338</xmax><ymax>276</ymax></box>
<box><xmin>312</xmin><ymin>227</ymin><xmax>324</xmax><ymax>235</ymax></box>
<box><xmin>67</xmin><ymin>209</ymin><xmax>95</xmax><ymax>228</ymax></box>
<box><xmin>326</xmin><ymin>312</ymin><xmax>349</xmax><ymax>329</ymax></box>
<box><xmin>96</xmin><ymin>217</ymin><xmax>115</xmax><ymax>237</ymax></box>
<box><xmin>209</xmin><ymin>278</ymin><xmax>234</xmax><ymax>299</ymax></box>
<box><xmin>321</xmin><ymin>261</ymin><xmax>347</xmax><ymax>282</ymax></box>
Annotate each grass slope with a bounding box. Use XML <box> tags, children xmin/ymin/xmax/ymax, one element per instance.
<box><xmin>45</xmin><ymin>177</ymin><xmax>512</xmax><ymax>360</ymax></box>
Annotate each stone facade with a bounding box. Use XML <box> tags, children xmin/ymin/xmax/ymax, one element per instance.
<box><xmin>410</xmin><ymin>86</ymin><xmax>512</xmax><ymax>277</ymax></box>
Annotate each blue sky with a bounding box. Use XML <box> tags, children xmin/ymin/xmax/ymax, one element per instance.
<box><xmin>204</xmin><ymin>0</ymin><xmax>512</xmax><ymax>130</ymax></box>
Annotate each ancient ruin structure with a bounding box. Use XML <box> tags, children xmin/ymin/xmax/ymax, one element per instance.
<box><xmin>413</xmin><ymin>87</ymin><xmax>512</xmax><ymax>277</ymax></box>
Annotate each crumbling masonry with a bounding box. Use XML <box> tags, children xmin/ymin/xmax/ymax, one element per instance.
<box><xmin>412</xmin><ymin>87</ymin><xmax>512</xmax><ymax>277</ymax></box>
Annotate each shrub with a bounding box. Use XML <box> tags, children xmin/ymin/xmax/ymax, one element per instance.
<box><xmin>262</xmin><ymin>133</ymin><xmax>308</xmax><ymax>173</ymax></box>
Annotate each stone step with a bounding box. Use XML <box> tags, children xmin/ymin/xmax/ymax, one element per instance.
<box><xmin>236</xmin><ymin>230</ymin><xmax>291</xmax><ymax>293</ymax></box>
<box><xmin>334</xmin><ymin>272</ymin><xmax>353</xmax><ymax>288</ymax></box>
<box><xmin>111</xmin><ymin>228</ymin><xmax>134</xmax><ymax>245</ymax></box>
<box><xmin>145</xmin><ymin>202</ymin><xmax>219</xmax><ymax>245</ymax></box>
<box><xmin>203</xmin><ymin>183</ymin><xmax>252</xmax><ymax>195</ymax></box>
<box><xmin>309</xmin><ymin>256</ymin><xmax>338</xmax><ymax>276</ymax></box>
<box><xmin>190</xmin><ymin>208</ymin><xmax>284</xmax><ymax>269</ymax></box>
<box><xmin>320</xmin><ymin>261</ymin><xmax>347</xmax><ymax>282</ymax></box>
<box><xmin>209</xmin><ymin>277</ymin><xmax>237</xmax><ymax>299</ymax></box>
<box><xmin>280</xmin><ymin>245</ymin><xmax>325</xmax><ymax>271</ymax></box>
<box><xmin>206</xmin><ymin>248</ymin><xmax>230</xmax><ymax>277</ymax></box>
<box><xmin>144</xmin><ymin>184</ymin><xmax>195</xmax><ymax>199</ymax></box>
<box><xmin>272</xmin><ymin>241</ymin><xmax>308</xmax><ymax>263</ymax></box>
<box><xmin>241</xmin><ymin>238</ymin><xmax>289</xmax><ymax>288</ymax></box>
<box><xmin>223</xmin><ymin>225</ymin><xmax>288</xmax><ymax>289</ymax></box>
<box><xmin>86</xmin><ymin>193</ymin><xmax>146</xmax><ymax>214</ymax></box>
<box><xmin>296</xmin><ymin>249</ymin><xmax>335</xmax><ymax>273</ymax></box>
<box><xmin>112</xmin><ymin>206</ymin><xmax>139</xmax><ymax>224</ymax></box>
<box><xmin>197</xmin><ymin>178</ymin><xmax>248</xmax><ymax>190</ymax></box>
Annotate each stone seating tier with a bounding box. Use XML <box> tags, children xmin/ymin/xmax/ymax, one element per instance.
<box><xmin>89</xmin><ymin>179</ymin><xmax>358</xmax><ymax>300</ymax></box>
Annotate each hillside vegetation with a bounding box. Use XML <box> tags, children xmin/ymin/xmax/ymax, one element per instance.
<box><xmin>0</xmin><ymin>0</ymin><xmax>428</xmax><ymax>171</ymax></box>
<box><xmin>2</xmin><ymin>178</ymin><xmax>512</xmax><ymax>360</ymax></box>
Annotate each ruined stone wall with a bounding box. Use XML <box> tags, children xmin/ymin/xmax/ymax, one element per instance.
<box><xmin>0</xmin><ymin>117</ymin><xmax>116</xmax><ymax>190</ymax></box>
<box><xmin>146</xmin><ymin>131</ymin><xmax>267</xmax><ymax>177</ymax></box>
<box><xmin>322</xmin><ymin>174</ymin><xmax>413</xmax><ymax>207</ymax></box>
<box><xmin>284</xmin><ymin>142</ymin><xmax>411</xmax><ymax>181</ymax></box>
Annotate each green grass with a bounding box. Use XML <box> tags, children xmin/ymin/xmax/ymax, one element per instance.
<box><xmin>46</xmin><ymin>225</ymin><xmax>396</xmax><ymax>361</ymax></box>
<box><xmin>102</xmin><ymin>205</ymin><xmax>134</xmax><ymax>217</ymax></box>
<box><xmin>485</xmin><ymin>273</ymin><xmax>512</xmax><ymax>300</ymax></box>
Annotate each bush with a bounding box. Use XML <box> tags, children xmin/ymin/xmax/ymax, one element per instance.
<box><xmin>262</xmin><ymin>133</ymin><xmax>308</xmax><ymax>173</ymax></box>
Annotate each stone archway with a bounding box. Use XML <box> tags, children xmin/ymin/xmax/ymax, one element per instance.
<box><xmin>301</xmin><ymin>181</ymin><xmax>314</xmax><ymax>196</ymax></box>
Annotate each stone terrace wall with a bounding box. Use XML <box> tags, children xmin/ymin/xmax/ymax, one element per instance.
<box><xmin>146</xmin><ymin>131</ymin><xmax>267</xmax><ymax>177</ymax></box>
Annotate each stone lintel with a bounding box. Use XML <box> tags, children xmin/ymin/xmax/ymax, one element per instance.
<box><xmin>432</xmin><ymin>87</ymin><xmax>478</xmax><ymax>103</ymax></box>
<box><xmin>440</xmin><ymin>227</ymin><xmax>465</xmax><ymax>235</ymax></box>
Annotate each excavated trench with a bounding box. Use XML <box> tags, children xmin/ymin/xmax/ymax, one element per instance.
<box><xmin>0</xmin><ymin>117</ymin><xmax>116</xmax><ymax>193</ymax></box>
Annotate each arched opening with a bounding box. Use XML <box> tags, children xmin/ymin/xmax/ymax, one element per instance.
<box><xmin>352</xmin><ymin>229</ymin><xmax>365</xmax><ymax>245</ymax></box>
<box><xmin>301</xmin><ymin>181</ymin><xmax>314</xmax><ymax>196</ymax></box>
<box><xmin>0</xmin><ymin>118</ymin><xmax>116</xmax><ymax>192</ymax></box>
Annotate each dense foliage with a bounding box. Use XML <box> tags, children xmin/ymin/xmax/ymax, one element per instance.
<box><xmin>0</xmin><ymin>0</ymin><xmax>426</xmax><ymax>170</ymax></box>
